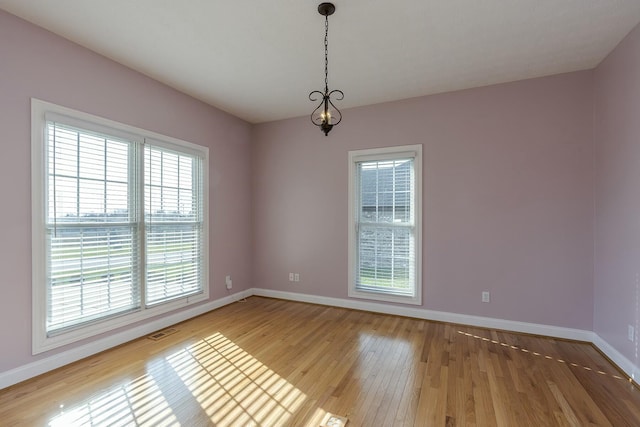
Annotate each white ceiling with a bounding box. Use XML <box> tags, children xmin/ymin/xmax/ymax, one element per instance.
<box><xmin>2</xmin><ymin>1</ymin><xmax>640</xmax><ymax>124</ymax></box>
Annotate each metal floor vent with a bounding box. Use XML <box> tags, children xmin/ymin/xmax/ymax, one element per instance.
<box><xmin>148</xmin><ymin>328</ymin><xmax>178</xmax><ymax>341</ymax></box>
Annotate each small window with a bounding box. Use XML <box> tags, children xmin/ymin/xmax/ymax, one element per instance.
<box><xmin>348</xmin><ymin>145</ymin><xmax>422</xmax><ymax>305</ymax></box>
<box><xmin>32</xmin><ymin>99</ymin><xmax>209</xmax><ymax>353</ymax></box>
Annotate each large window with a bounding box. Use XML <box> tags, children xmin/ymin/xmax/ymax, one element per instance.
<box><xmin>348</xmin><ymin>145</ymin><xmax>422</xmax><ymax>305</ymax></box>
<box><xmin>32</xmin><ymin>99</ymin><xmax>209</xmax><ymax>353</ymax></box>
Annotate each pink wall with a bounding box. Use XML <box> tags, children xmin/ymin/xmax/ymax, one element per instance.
<box><xmin>594</xmin><ymin>23</ymin><xmax>640</xmax><ymax>366</ymax></box>
<box><xmin>252</xmin><ymin>71</ymin><xmax>595</xmax><ymax>330</ymax></box>
<box><xmin>7</xmin><ymin>5</ymin><xmax>636</xmax><ymax>382</ymax></box>
<box><xmin>0</xmin><ymin>10</ymin><xmax>253</xmax><ymax>372</ymax></box>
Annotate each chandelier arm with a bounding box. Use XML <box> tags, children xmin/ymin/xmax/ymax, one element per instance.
<box><xmin>326</xmin><ymin>98</ymin><xmax>342</xmax><ymax>126</ymax></box>
<box><xmin>310</xmin><ymin>97</ymin><xmax>326</xmax><ymax>126</ymax></box>
<box><xmin>309</xmin><ymin>90</ymin><xmax>325</xmax><ymax>102</ymax></box>
<box><xmin>328</xmin><ymin>89</ymin><xmax>344</xmax><ymax>100</ymax></box>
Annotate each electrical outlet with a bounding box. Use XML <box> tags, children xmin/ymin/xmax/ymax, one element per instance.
<box><xmin>289</xmin><ymin>273</ymin><xmax>294</xmax><ymax>281</ymax></box>
<box><xmin>482</xmin><ymin>291</ymin><xmax>490</xmax><ymax>303</ymax></box>
<box><xmin>225</xmin><ymin>275</ymin><xmax>232</xmax><ymax>290</ymax></box>
<box><xmin>629</xmin><ymin>325</ymin><xmax>635</xmax><ymax>342</ymax></box>
<box><xmin>294</xmin><ymin>273</ymin><xmax>300</xmax><ymax>282</ymax></box>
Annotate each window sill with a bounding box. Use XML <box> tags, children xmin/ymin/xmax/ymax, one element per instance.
<box><xmin>33</xmin><ymin>292</ymin><xmax>208</xmax><ymax>355</ymax></box>
<box><xmin>348</xmin><ymin>287</ymin><xmax>422</xmax><ymax>306</ymax></box>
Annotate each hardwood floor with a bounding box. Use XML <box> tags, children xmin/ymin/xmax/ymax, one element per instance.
<box><xmin>1</xmin><ymin>297</ymin><xmax>639</xmax><ymax>426</ymax></box>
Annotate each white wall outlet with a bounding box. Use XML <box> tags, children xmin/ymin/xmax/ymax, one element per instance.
<box><xmin>482</xmin><ymin>291</ymin><xmax>490</xmax><ymax>303</ymax></box>
<box><xmin>225</xmin><ymin>275</ymin><xmax>232</xmax><ymax>290</ymax></box>
<box><xmin>628</xmin><ymin>325</ymin><xmax>635</xmax><ymax>342</ymax></box>
<box><xmin>289</xmin><ymin>273</ymin><xmax>294</xmax><ymax>281</ymax></box>
<box><xmin>294</xmin><ymin>273</ymin><xmax>300</xmax><ymax>282</ymax></box>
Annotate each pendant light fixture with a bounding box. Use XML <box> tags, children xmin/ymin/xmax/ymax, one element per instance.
<box><xmin>309</xmin><ymin>2</ymin><xmax>343</xmax><ymax>136</ymax></box>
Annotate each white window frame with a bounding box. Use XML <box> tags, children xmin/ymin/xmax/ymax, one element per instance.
<box><xmin>31</xmin><ymin>99</ymin><xmax>209</xmax><ymax>354</ymax></box>
<box><xmin>348</xmin><ymin>144</ymin><xmax>422</xmax><ymax>305</ymax></box>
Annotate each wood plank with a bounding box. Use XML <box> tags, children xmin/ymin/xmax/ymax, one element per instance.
<box><xmin>1</xmin><ymin>297</ymin><xmax>639</xmax><ymax>426</ymax></box>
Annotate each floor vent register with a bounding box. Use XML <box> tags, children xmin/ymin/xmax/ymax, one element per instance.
<box><xmin>147</xmin><ymin>328</ymin><xmax>178</xmax><ymax>341</ymax></box>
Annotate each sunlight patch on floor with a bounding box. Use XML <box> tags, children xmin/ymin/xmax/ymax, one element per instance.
<box><xmin>166</xmin><ymin>332</ymin><xmax>307</xmax><ymax>426</ymax></box>
<box><xmin>47</xmin><ymin>332</ymin><xmax>307</xmax><ymax>426</ymax></box>
<box><xmin>48</xmin><ymin>372</ymin><xmax>178</xmax><ymax>426</ymax></box>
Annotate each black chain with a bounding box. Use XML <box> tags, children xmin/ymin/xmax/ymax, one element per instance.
<box><xmin>324</xmin><ymin>15</ymin><xmax>329</xmax><ymax>93</ymax></box>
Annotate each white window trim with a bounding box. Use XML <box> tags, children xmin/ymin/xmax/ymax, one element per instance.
<box><xmin>31</xmin><ymin>98</ymin><xmax>210</xmax><ymax>354</ymax></box>
<box><xmin>347</xmin><ymin>144</ymin><xmax>423</xmax><ymax>305</ymax></box>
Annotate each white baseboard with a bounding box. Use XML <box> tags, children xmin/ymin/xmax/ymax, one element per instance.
<box><xmin>0</xmin><ymin>289</ymin><xmax>252</xmax><ymax>390</ymax></box>
<box><xmin>251</xmin><ymin>288</ymin><xmax>639</xmax><ymax>382</ymax></box>
<box><xmin>3</xmin><ymin>287</ymin><xmax>638</xmax><ymax>390</ymax></box>
<box><xmin>592</xmin><ymin>333</ymin><xmax>640</xmax><ymax>383</ymax></box>
<box><xmin>252</xmin><ymin>288</ymin><xmax>594</xmax><ymax>341</ymax></box>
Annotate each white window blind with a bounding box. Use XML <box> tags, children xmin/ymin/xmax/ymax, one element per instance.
<box><xmin>144</xmin><ymin>145</ymin><xmax>204</xmax><ymax>306</ymax></box>
<box><xmin>348</xmin><ymin>145</ymin><xmax>422</xmax><ymax>305</ymax></box>
<box><xmin>33</xmin><ymin>99</ymin><xmax>209</xmax><ymax>351</ymax></box>
<box><xmin>356</xmin><ymin>158</ymin><xmax>415</xmax><ymax>295</ymax></box>
<box><xmin>46</xmin><ymin>120</ymin><xmax>141</xmax><ymax>334</ymax></box>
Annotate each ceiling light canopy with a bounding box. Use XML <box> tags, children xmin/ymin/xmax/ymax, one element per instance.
<box><xmin>309</xmin><ymin>2</ymin><xmax>344</xmax><ymax>136</ymax></box>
